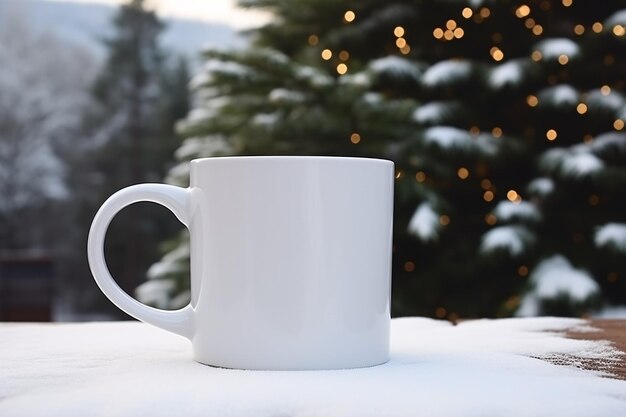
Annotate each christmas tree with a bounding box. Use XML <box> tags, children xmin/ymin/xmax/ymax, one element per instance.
<box><xmin>142</xmin><ymin>0</ymin><xmax>626</xmax><ymax>318</ymax></box>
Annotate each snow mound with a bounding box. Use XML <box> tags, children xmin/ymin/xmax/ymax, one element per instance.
<box><xmin>492</xmin><ymin>201</ymin><xmax>541</xmax><ymax>222</ymax></box>
<box><xmin>534</xmin><ymin>38</ymin><xmax>580</xmax><ymax>59</ymax></box>
<box><xmin>422</xmin><ymin>127</ymin><xmax>497</xmax><ymax>155</ymax></box>
<box><xmin>412</xmin><ymin>101</ymin><xmax>459</xmax><ymax>124</ymax></box>
<box><xmin>538</xmin><ymin>84</ymin><xmax>579</xmax><ymax>106</ymax></box>
<box><xmin>586</xmin><ymin>89</ymin><xmax>625</xmax><ymax>112</ymax></box>
<box><xmin>541</xmin><ymin>146</ymin><xmax>605</xmax><ymax>178</ymax></box>
<box><xmin>1</xmin><ymin>319</ymin><xmax>624</xmax><ymax>417</ymax></box>
<box><xmin>407</xmin><ymin>202</ymin><xmax>440</xmax><ymax>241</ymax></box>
<box><xmin>605</xmin><ymin>9</ymin><xmax>626</xmax><ymax>26</ymax></box>
<box><xmin>489</xmin><ymin>59</ymin><xmax>525</xmax><ymax>89</ymax></box>
<box><xmin>480</xmin><ymin>225</ymin><xmax>534</xmax><ymax>256</ymax></box>
<box><xmin>595</xmin><ymin>223</ymin><xmax>626</xmax><ymax>252</ymax></box>
<box><xmin>518</xmin><ymin>255</ymin><xmax>600</xmax><ymax>317</ymax></box>
<box><xmin>590</xmin><ymin>132</ymin><xmax>626</xmax><ymax>155</ymax></box>
<box><xmin>369</xmin><ymin>56</ymin><xmax>421</xmax><ymax>81</ymax></box>
<box><xmin>421</xmin><ymin>60</ymin><xmax>472</xmax><ymax>87</ymax></box>
<box><xmin>527</xmin><ymin>177</ymin><xmax>555</xmax><ymax>196</ymax></box>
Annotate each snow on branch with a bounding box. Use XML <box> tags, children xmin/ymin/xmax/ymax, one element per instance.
<box><xmin>421</xmin><ymin>60</ymin><xmax>472</xmax><ymax>88</ymax></box>
<box><xmin>368</xmin><ymin>56</ymin><xmax>421</xmax><ymax>82</ymax></box>
<box><xmin>488</xmin><ymin>59</ymin><xmax>527</xmax><ymax>89</ymax></box>
<box><xmin>407</xmin><ymin>202</ymin><xmax>440</xmax><ymax>241</ymax></box>
<box><xmin>540</xmin><ymin>145</ymin><xmax>604</xmax><ymax>178</ymax></box>
<box><xmin>412</xmin><ymin>101</ymin><xmax>461</xmax><ymax>125</ymax></box>
<box><xmin>492</xmin><ymin>201</ymin><xmax>541</xmax><ymax>223</ymax></box>
<box><xmin>537</xmin><ymin>84</ymin><xmax>579</xmax><ymax>107</ymax></box>
<box><xmin>534</xmin><ymin>38</ymin><xmax>580</xmax><ymax>60</ymax></box>
<box><xmin>585</xmin><ymin>89</ymin><xmax>625</xmax><ymax>112</ymax></box>
<box><xmin>527</xmin><ymin>177</ymin><xmax>555</xmax><ymax>197</ymax></box>
<box><xmin>422</xmin><ymin>126</ymin><xmax>498</xmax><ymax>155</ymax></box>
<box><xmin>517</xmin><ymin>255</ymin><xmax>600</xmax><ymax>316</ymax></box>
<box><xmin>590</xmin><ymin>132</ymin><xmax>626</xmax><ymax>156</ymax></box>
<box><xmin>605</xmin><ymin>9</ymin><xmax>626</xmax><ymax>26</ymax></box>
<box><xmin>595</xmin><ymin>223</ymin><xmax>626</xmax><ymax>252</ymax></box>
<box><xmin>480</xmin><ymin>225</ymin><xmax>534</xmax><ymax>256</ymax></box>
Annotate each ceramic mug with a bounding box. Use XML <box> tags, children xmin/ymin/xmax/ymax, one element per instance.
<box><xmin>87</xmin><ymin>156</ymin><xmax>394</xmax><ymax>370</ymax></box>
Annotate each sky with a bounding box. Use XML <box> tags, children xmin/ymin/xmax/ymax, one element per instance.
<box><xmin>46</xmin><ymin>0</ymin><xmax>270</xmax><ymax>28</ymax></box>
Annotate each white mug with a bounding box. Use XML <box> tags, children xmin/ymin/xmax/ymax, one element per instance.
<box><xmin>87</xmin><ymin>156</ymin><xmax>394</xmax><ymax>370</ymax></box>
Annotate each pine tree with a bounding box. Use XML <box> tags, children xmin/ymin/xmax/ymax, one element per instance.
<box><xmin>147</xmin><ymin>0</ymin><xmax>626</xmax><ymax>318</ymax></box>
<box><xmin>68</xmin><ymin>0</ymin><xmax>190</xmax><ymax>314</ymax></box>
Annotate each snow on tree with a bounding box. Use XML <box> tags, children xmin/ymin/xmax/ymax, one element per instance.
<box><xmin>151</xmin><ymin>0</ymin><xmax>626</xmax><ymax>317</ymax></box>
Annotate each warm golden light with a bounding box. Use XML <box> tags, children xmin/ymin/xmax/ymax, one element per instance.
<box><xmin>492</xmin><ymin>32</ymin><xmax>503</xmax><ymax>42</ymax></box>
<box><xmin>444</xmin><ymin>30</ymin><xmax>454</xmax><ymax>40</ymax></box>
<box><xmin>404</xmin><ymin>261</ymin><xmax>415</xmax><ymax>272</ymax></box>
<box><xmin>400</xmin><ymin>44</ymin><xmax>411</xmax><ymax>55</ymax></box>
<box><xmin>518</xmin><ymin>265</ymin><xmax>529</xmax><ymax>276</ymax></box>
<box><xmin>614</xmin><ymin>119</ymin><xmax>625</xmax><ymax>130</ymax></box>
<box><xmin>462</xmin><ymin>7</ymin><xmax>473</xmax><ymax>19</ymax></box>
<box><xmin>435</xmin><ymin>307</ymin><xmax>447</xmax><ymax>318</ymax></box>
<box><xmin>613</xmin><ymin>25</ymin><xmax>626</xmax><ymax>36</ymax></box>
<box><xmin>562</xmin><ymin>0</ymin><xmax>573</xmax><ymax>6</ymax></box>
<box><xmin>454</xmin><ymin>28</ymin><xmax>465</xmax><ymax>38</ymax></box>
<box><xmin>394</xmin><ymin>26</ymin><xmax>405</xmax><ymax>37</ymax></box>
<box><xmin>592</xmin><ymin>22</ymin><xmax>603</xmax><ymax>33</ymax></box>
<box><xmin>480</xmin><ymin>7</ymin><xmax>491</xmax><ymax>18</ymax></box>
<box><xmin>583</xmin><ymin>134</ymin><xmax>594</xmax><ymax>143</ymax></box>
<box><xmin>492</xmin><ymin>127</ymin><xmax>503</xmax><ymax>137</ymax></box>
<box><xmin>546</xmin><ymin>129</ymin><xmax>557</xmax><ymax>141</ymax></box>
<box><xmin>415</xmin><ymin>171</ymin><xmax>426</xmax><ymax>182</ymax></box>
<box><xmin>516</xmin><ymin>5</ymin><xmax>531</xmax><ymax>18</ymax></box>
<box><xmin>483</xmin><ymin>190</ymin><xmax>495</xmax><ymax>202</ymax></box>
<box><xmin>433</xmin><ymin>28</ymin><xmax>444</xmax><ymax>39</ymax></box>
<box><xmin>338</xmin><ymin>50</ymin><xmax>350</xmax><ymax>61</ymax></box>
<box><xmin>491</xmin><ymin>47</ymin><xmax>504</xmax><ymax>61</ymax></box>
<box><xmin>439</xmin><ymin>215</ymin><xmax>450</xmax><ymax>226</ymax></box>
<box><xmin>576</xmin><ymin>103</ymin><xmax>588</xmax><ymax>114</ymax></box>
<box><xmin>336</xmin><ymin>63</ymin><xmax>348</xmax><ymax>75</ymax></box>
<box><xmin>395</xmin><ymin>170</ymin><xmax>403</xmax><ymax>179</ymax></box>
<box><xmin>457</xmin><ymin>167</ymin><xmax>470</xmax><ymax>179</ymax></box>
<box><xmin>558</xmin><ymin>54</ymin><xmax>569</xmax><ymax>65</ymax></box>
<box><xmin>446</xmin><ymin>19</ymin><xmax>457</xmax><ymax>30</ymax></box>
<box><xmin>396</xmin><ymin>37</ymin><xmax>407</xmax><ymax>48</ymax></box>
<box><xmin>485</xmin><ymin>213</ymin><xmax>497</xmax><ymax>225</ymax></box>
<box><xmin>601</xmin><ymin>85</ymin><xmax>611</xmax><ymax>95</ymax></box>
<box><xmin>344</xmin><ymin>10</ymin><xmax>356</xmax><ymax>23</ymax></box>
<box><xmin>506</xmin><ymin>190</ymin><xmax>519</xmax><ymax>202</ymax></box>
<box><xmin>525</xmin><ymin>18</ymin><xmax>535</xmax><ymax>29</ymax></box>
<box><xmin>350</xmin><ymin>133</ymin><xmax>361</xmax><ymax>144</ymax></box>
<box><xmin>532</xmin><ymin>24</ymin><xmax>543</xmax><ymax>35</ymax></box>
<box><xmin>481</xmin><ymin>179</ymin><xmax>492</xmax><ymax>190</ymax></box>
<box><xmin>321</xmin><ymin>49</ymin><xmax>332</xmax><ymax>60</ymax></box>
<box><xmin>308</xmin><ymin>35</ymin><xmax>319</xmax><ymax>46</ymax></box>
<box><xmin>574</xmin><ymin>24</ymin><xmax>585</xmax><ymax>35</ymax></box>
<box><xmin>531</xmin><ymin>50</ymin><xmax>542</xmax><ymax>61</ymax></box>
<box><xmin>469</xmin><ymin>126</ymin><xmax>480</xmax><ymax>135</ymax></box>
<box><xmin>526</xmin><ymin>95</ymin><xmax>539</xmax><ymax>107</ymax></box>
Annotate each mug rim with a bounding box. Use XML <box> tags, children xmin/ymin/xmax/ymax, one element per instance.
<box><xmin>190</xmin><ymin>155</ymin><xmax>394</xmax><ymax>166</ymax></box>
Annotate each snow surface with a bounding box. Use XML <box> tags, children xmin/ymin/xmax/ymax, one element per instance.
<box><xmin>537</xmin><ymin>84</ymin><xmax>579</xmax><ymax>106</ymax></box>
<box><xmin>489</xmin><ymin>59</ymin><xmax>525</xmax><ymax>89</ymax></box>
<box><xmin>593</xmin><ymin>305</ymin><xmax>626</xmax><ymax>319</ymax></box>
<box><xmin>421</xmin><ymin>60</ymin><xmax>472</xmax><ymax>87</ymax></box>
<box><xmin>369</xmin><ymin>56</ymin><xmax>421</xmax><ymax>81</ymax></box>
<box><xmin>518</xmin><ymin>255</ymin><xmax>600</xmax><ymax>317</ymax></box>
<box><xmin>534</xmin><ymin>38</ymin><xmax>580</xmax><ymax>59</ymax></box>
<box><xmin>492</xmin><ymin>201</ymin><xmax>541</xmax><ymax>222</ymax></box>
<box><xmin>407</xmin><ymin>202</ymin><xmax>439</xmax><ymax>241</ymax></box>
<box><xmin>595</xmin><ymin>223</ymin><xmax>626</xmax><ymax>252</ymax></box>
<box><xmin>480</xmin><ymin>225</ymin><xmax>533</xmax><ymax>256</ymax></box>
<box><xmin>1</xmin><ymin>319</ymin><xmax>625</xmax><ymax>417</ymax></box>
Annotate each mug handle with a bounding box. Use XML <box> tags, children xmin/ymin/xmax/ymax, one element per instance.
<box><xmin>87</xmin><ymin>184</ymin><xmax>194</xmax><ymax>340</ymax></box>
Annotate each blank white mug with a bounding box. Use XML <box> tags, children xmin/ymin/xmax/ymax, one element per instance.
<box><xmin>87</xmin><ymin>156</ymin><xmax>394</xmax><ymax>370</ymax></box>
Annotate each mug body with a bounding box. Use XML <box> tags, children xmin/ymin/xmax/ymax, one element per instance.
<box><xmin>188</xmin><ymin>156</ymin><xmax>394</xmax><ymax>370</ymax></box>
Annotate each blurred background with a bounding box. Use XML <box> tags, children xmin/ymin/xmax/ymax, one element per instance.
<box><xmin>1</xmin><ymin>0</ymin><xmax>625</xmax><ymax>322</ymax></box>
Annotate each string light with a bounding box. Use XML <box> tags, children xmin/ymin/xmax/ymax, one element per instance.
<box><xmin>395</xmin><ymin>170</ymin><xmax>403</xmax><ymax>179</ymax></box>
<box><xmin>433</xmin><ymin>28</ymin><xmax>444</xmax><ymax>39</ymax></box>
<box><xmin>592</xmin><ymin>22</ymin><xmax>603</xmax><ymax>33</ymax></box>
<box><xmin>506</xmin><ymin>190</ymin><xmax>520</xmax><ymax>202</ymax></box>
<box><xmin>540</xmin><ymin>1</ymin><xmax>551</xmax><ymax>11</ymax></box>
<box><xmin>457</xmin><ymin>167</ymin><xmax>470</xmax><ymax>179</ymax></box>
<box><xmin>574</xmin><ymin>24</ymin><xmax>585</xmax><ymax>35</ymax></box>
<box><xmin>439</xmin><ymin>215</ymin><xmax>450</xmax><ymax>226</ymax></box>
<box><xmin>350</xmin><ymin>133</ymin><xmax>361</xmax><ymax>144</ymax></box>
<box><xmin>344</xmin><ymin>10</ymin><xmax>356</xmax><ymax>23</ymax></box>
<box><xmin>394</xmin><ymin>26</ymin><xmax>405</xmax><ymax>37</ymax></box>
<box><xmin>400</xmin><ymin>44</ymin><xmax>411</xmax><ymax>55</ymax></box>
<box><xmin>321</xmin><ymin>49</ymin><xmax>332</xmax><ymax>60</ymax></box>
<box><xmin>481</xmin><ymin>179</ymin><xmax>492</xmax><ymax>190</ymax></box>
<box><xmin>583</xmin><ymin>134</ymin><xmax>594</xmax><ymax>143</ymax></box>
<box><xmin>462</xmin><ymin>7</ymin><xmax>473</xmax><ymax>19</ymax></box>
<box><xmin>614</xmin><ymin>119</ymin><xmax>625</xmax><ymax>130</ymax></box>
<box><xmin>415</xmin><ymin>171</ymin><xmax>426</xmax><ymax>182</ymax></box>
<box><xmin>479</xmin><ymin>7</ymin><xmax>491</xmax><ymax>18</ymax></box>
<box><xmin>531</xmin><ymin>50</ymin><xmax>542</xmax><ymax>61</ymax></box>
<box><xmin>338</xmin><ymin>50</ymin><xmax>350</xmax><ymax>61</ymax></box>
<box><xmin>526</xmin><ymin>95</ymin><xmax>539</xmax><ymax>107</ymax></box>
<box><xmin>576</xmin><ymin>103</ymin><xmax>588</xmax><ymax>114</ymax></box>
<box><xmin>562</xmin><ymin>0</ymin><xmax>573</xmax><ymax>7</ymax></box>
<box><xmin>515</xmin><ymin>5</ymin><xmax>531</xmax><ymax>18</ymax></box>
<box><xmin>483</xmin><ymin>190</ymin><xmax>495</xmax><ymax>202</ymax></box>
<box><xmin>469</xmin><ymin>126</ymin><xmax>480</xmax><ymax>136</ymax></box>
<box><xmin>444</xmin><ymin>30</ymin><xmax>454</xmax><ymax>40</ymax></box>
<box><xmin>558</xmin><ymin>54</ymin><xmax>569</xmax><ymax>65</ymax></box>
<box><xmin>524</xmin><ymin>18</ymin><xmax>535</xmax><ymax>29</ymax></box>
<box><xmin>435</xmin><ymin>307</ymin><xmax>447</xmax><ymax>318</ymax></box>
<box><xmin>588</xmin><ymin>194</ymin><xmax>600</xmax><ymax>205</ymax></box>
<box><xmin>518</xmin><ymin>265</ymin><xmax>529</xmax><ymax>276</ymax></box>
<box><xmin>485</xmin><ymin>213</ymin><xmax>497</xmax><ymax>225</ymax></box>
<box><xmin>404</xmin><ymin>261</ymin><xmax>415</xmax><ymax>272</ymax></box>
<box><xmin>604</xmin><ymin>55</ymin><xmax>615</xmax><ymax>65</ymax></box>
<box><xmin>490</xmin><ymin>46</ymin><xmax>504</xmax><ymax>61</ymax></box>
<box><xmin>532</xmin><ymin>25</ymin><xmax>543</xmax><ymax>35</ymax></box>
<box><xmin>546</xmin><ymin>129</ymin><xmax>558</xmax><ymax>141</ymax></box>
<box><xmin>446</xmin><ymin>19</ymin><xmax>457</xmax><ymax>30</ymax></box>
<box><xmin>396</xmin><ymin>38</ymin><xmax>407</xmax><ymax>48</ymax></box>
<box><xmin>454</xmin><ymin>28</ymin><xmax>465</xmax><ymax>38</ymax></box>
<box><xmin>307</xmin><ymin>35</ymin><xmax>319</xmax><ymax>46</ymax></box>
<box><xmin>613</xmin><ymin>25</ymin><xmax>626</xmax><ymax>36</ymax></box>
<box><xmin>600</xmin><ymin>85</ymin><xmax>611</xmax><ymax>95</ymax></box>
<box><xmin>492</xmin><ymin>127</ymin><xmax>503</xmax><ymax>137</ymax></box>
<box><xmin>336</xmin><ymin>63</ymin><xmax>348</xmax><ymax>75</ymax></box>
